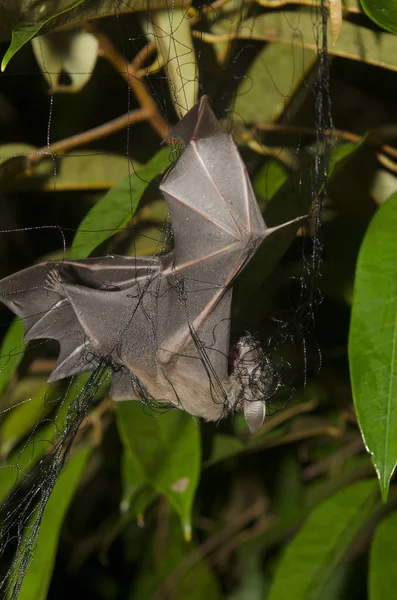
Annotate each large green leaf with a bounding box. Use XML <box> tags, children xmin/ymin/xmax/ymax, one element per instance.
<box><xmin>116</xmin><ymin>402</ymin><xmax>201</xmax><ymax>539</ymax></box>
<box><xmin>349</xmin><ymin>191</ymin><xmax>397</xmax><ymax>501</ymax></box>
<box><xmin>1</xmin><ymin>0</ymin><xmax>85</xmax><ymax>71</ymax></box>
<box><xmin>71</xmin><ymin>149</ymin><xmax>171</xmax><ymax>258</ymax></box>
<box><xmin>360</xmin><ymin>0</ymin><xmax>397</xmax><ymax>36</ymax></box>
<box><xmin>369</xmin><ymin>510</ymin><xmax>397</xmax><ymax>599</ymax></box>
<box><xmin>233</xmin><ymin>41</ymin><xmax>316</xmax><ymax>124</ymax></box>
<box><xmin>268</xmin><ymin>480</ymin><xmax>379</xmax><ymax>600</ymax></box>
<box><xmin>212</xmin><ymin>11</ymin><xmax>397</xmax><ymax>74</ymax></box>
<box><xmin>16</xmin><ymin>446</ymin><xmax>92</xmax><ymax>600</ymax></box>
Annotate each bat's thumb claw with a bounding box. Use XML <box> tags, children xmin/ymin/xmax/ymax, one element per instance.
<box><xmin>244</xmin><ymin>399</ymin><xmax>266</xmax><ymax>433</ymax></box>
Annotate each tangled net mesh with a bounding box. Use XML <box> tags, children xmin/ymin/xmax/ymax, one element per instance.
<box><xmin>0</xmin><ymin>0</ymin><xmax>332</xmax><ymax>596</ymax></box>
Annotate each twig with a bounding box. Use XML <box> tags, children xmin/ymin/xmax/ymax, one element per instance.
<box><xmin>251</xmin><ymin>397</ymin><xmax>318</xmax><ymax>439</ymax></box>
<box><xmin>152</xmin><ymin>499</ymin><xmax>266</xmax><ymax>600</ymax></box>
<box><xmin>256</xmin><ymin>0</ymin><xmax>360</xmax><ymax>13</ymax></box>
<box><xmin>86</xmin><ymin>397</ymin><xmax>114</xmax><ymax>446</ymax></box>
<box><xmin>27</xmin><ymin>109</ymin><xmax>149</xmax><ymax>169</ymax></box>
<box><xmin>88</xmin><ymin>24</ymin><xmax>169</xmax><ymax>139</ymax></box>
<box><xmin>303</xmin><ymin>437</ymin><xmax>364</xmax><ymax>480</ymax></box>
<box><xmin>247</xmin><ymin>424</ymin><xmax>343</xmax><ymax>453</ymax></box>
<box><xmin>254</xmin><ymin>122</ymin><xmax>397</xmax><ymax>172</ymax></box>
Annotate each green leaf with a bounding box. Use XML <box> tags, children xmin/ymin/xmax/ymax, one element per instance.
<box><xmin>268</xmin><ymin>480</ymin><xmax>379</xmax><ymax>600</ymax></box>
<box><xmin>215</xmin><ymin>11</ymin><xmax>397</xmax><ymax>75</ymax></box>
<box><xmin>1</xmin><ymin>0</ymin><xmax>85</xmax><ymax>71</ymax></box>
<box><xmin>0</xmin><ymin>378</ymin><xmax>54</xmax><ymax>458</ymax></box>
<box><xmin>369</xmin><ymin>510</ymin><xmax>397</xmax><ymax>599</ymax></box>
<box><xmin>71</xmin><ymin>149</ymin><xmax>171</xmax><ymax>258</ymax></box>
<box><xmin>0</xmin><ymin>143</ymin><xmax>38</xmax><ymax>186</ymax></box>
<box><xmin>116</xmin><ymin>402</ymin><xmax>201</xmax><ymax>539</ymax></box>
<box><xmin>360</xmin><ymin>0</ymin><xmax>397</xmax><ymax>36</ymax></box>
<box><xmin>120</xmin><ymin>449</ymin><xmax>157</xmax><ymax>523</ymax></box>
<box><xmin>17</xmin><ymin>446</ymin><xmax>92</xmax><ymax>600</ymax></box>
<box><xmin>253</xmin><ymin>160</ymin><xmax>289</xmax><ymax>204</ymax></box>
<box><xmin>0</xmin><ymin>373</ymin><xmax>94</xmax><ymax>506</ymax></box>
<box><xmin>233</xmin><ymin>40</ymin><xmax>316</xmax><ymax>124</ymax></box>
<box><xmin>0</xmin><ymin>318</ymin><xmax>25</xmax><ymax>397</ymax></box>
<box><xmin>349</xmin><ymin>191</ymin><xmax>397</xmax><ymax>501</ymax></box>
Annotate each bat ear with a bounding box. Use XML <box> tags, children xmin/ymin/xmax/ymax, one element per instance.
<box><xmin>166</xmin><ymin>95</ymin><xmax>222</xmax><ymax>146</ymax></box>
<box><xmin>244</xmin><ymin>399</ymin><xmax>266</xmax><ymax>433</ymax></box>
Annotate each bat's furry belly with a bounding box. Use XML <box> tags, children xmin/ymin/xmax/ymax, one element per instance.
<box><xmin>126</xmin><ymin>360</ymin><xmax>229</xmax><ymax>421</ymax></box>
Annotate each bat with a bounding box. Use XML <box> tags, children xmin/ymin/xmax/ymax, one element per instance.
<box><xmin>0</xmin><ymin>96</ymin><xmax>303</xmax><ymax>433</ymax></box>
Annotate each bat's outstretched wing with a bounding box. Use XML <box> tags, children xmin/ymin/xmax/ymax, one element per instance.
<box><xmin>0</xmin><ymin>96</ymin><xmax>303</xmax><ymax>428</ymax></box>
<box><xmin>0</xmin><ymin>256</ymin><xmax>161</xmax><ymax>396</ymax></box>
<box><xmin>158</xmin><ymin>97</ymin><xmax>300</xmax><ymax>392</ymax></box>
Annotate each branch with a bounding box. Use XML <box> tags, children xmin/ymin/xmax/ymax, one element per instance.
<box><xmin>27</xmin><ymin>108</ymin><xmax>149</xmax><ymax>169</ymax></box>
<box><xmin>88</xmin><ymin>24</ymin><xmax>170</xmax><ymax>139</ymax></box>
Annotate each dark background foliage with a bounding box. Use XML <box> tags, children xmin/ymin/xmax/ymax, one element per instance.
<box><xmin>0</xmin><ymin>0</ymin><xmax>397</xmax><ymax>598</ymax></box>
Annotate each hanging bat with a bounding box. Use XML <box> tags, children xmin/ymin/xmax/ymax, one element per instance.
<box><xmin>0</xmin><ymin>96</ymin><xmax>303</xmax><ymax>433</ymax></box>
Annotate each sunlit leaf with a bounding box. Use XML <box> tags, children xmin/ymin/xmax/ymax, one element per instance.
<box><xmin>233</xmin><ymin>41</ymin><xmax>316</xmax><ymax>124</ymax></box>
<box><xmin>17</xmin><ymin>446</ymin><xmax>92</xmax><ymax>600</ymax></box>
<box><xmin>150</xmin><ymin>8</ymin><xmax>198</xmax><ymax>117</ymax></box>
<box><xmin>268</xmin><ymin>480</ymin><xmax>379</xmax><ymax>600</ymax></box>
<box><xmin>31</xmin><ymin>28</ymin><xmax>99</xmax><ymax>93</ymax></box>
<box><xmin>116</xmin><ymin>402</ymin><xmax>201</xmax><ymax>539</ymax></box>
<box><xmin>1</xmin><ymin>0</ymin><xmax>85</xmax><ymax>71</ymax></box>
<box><xmin>71</xmin><ymin>149</ymin><xmax>171</xmax><ymax>258</ymax></box>
<box><xmin>360</xmin><ymin>0</ymin><xmax>397</xmax><ymax>36</ymax></box>
<box><xmin>369</xmin><ymin>510</ymin><xmax>397</xmax><ymax>599</ymax></box>
<box><xmin>207</xmin><ymin>11</ymin><xmax>397</xmax><ymax>74</ymax></box>
<box><xmin>349</xmin><ymin>191</ymin><xmax>397</xmax><ymax>500</ymax></box>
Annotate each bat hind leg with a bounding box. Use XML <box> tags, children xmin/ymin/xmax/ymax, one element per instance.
<box><xmin>45</xmin><ymin>267</ymin><xmax>64</xmax><ymax>295</ymax></box>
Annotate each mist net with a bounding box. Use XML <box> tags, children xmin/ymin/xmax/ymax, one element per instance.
<box><xmin>0</xmin><ymin>0</ymin><xmax>333</xmax><ymax>597</ymax></box>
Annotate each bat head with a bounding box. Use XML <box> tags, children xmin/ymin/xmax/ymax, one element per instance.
<box><xmin>229</xmin><ymin>334</ymin><xmax>279</xmax><ymax>433</ymax></box>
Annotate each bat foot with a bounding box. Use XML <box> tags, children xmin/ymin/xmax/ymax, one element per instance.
<box><xmin>44</xmin><ymin>268</ymin><xmax>64</xmax><ymax>295</ymax></box>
